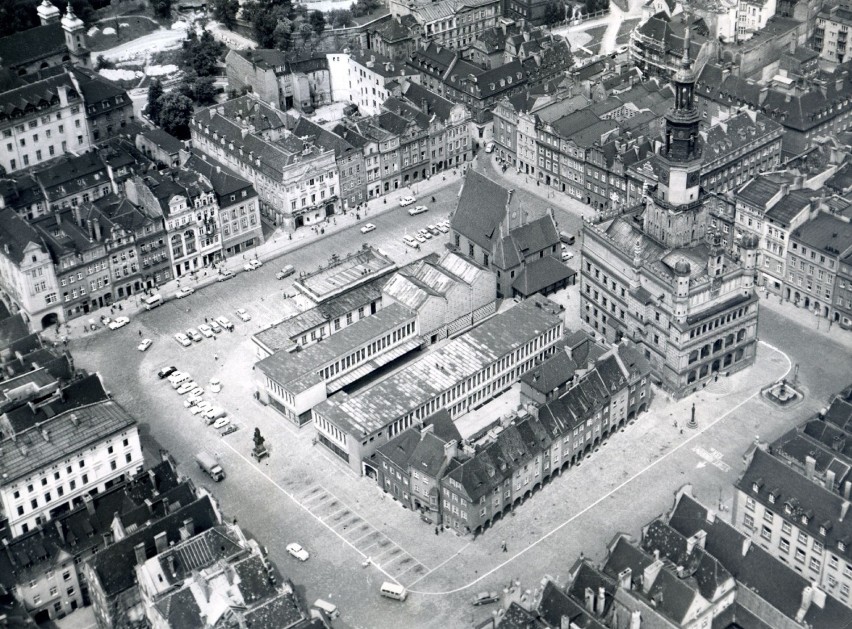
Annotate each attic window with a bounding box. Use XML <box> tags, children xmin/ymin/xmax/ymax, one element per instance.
<box><xmin>819</xmin><ymin>526</ymin><xmax>827</xmax><ymax>536</ymax></box>
<box><xmin>839</xmin><ymin>541</ymin><xmax>846</xmax><ymax>552</ymax></box>
<box><xmin>768</xmin><ymin>493</ymin><xmax>776</xmax><ymax>504</ymax></box>
<box><xmin>752</xmin><ymin>482</ymin><xmax>760</xmax><ymax>492</ymax></box>
<box><xmin>784</xmin><ymin>503</ymin><xmax>792</xmax><ymax>514</ymax></box>
<box><xmin>801</xmin><ymin>515</ymin><xmax>809</xmax><ymax>525</ymax></box>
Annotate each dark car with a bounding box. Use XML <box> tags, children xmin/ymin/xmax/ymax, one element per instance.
<box><xmin>157</xmin><ymin>365</ymin><xmax>177</xmax><ymax>379</ymax></box>
<box><xmin>472</xmin><ymin>592</ymin><xmax>499</xmax><ymax>606</ymax></box>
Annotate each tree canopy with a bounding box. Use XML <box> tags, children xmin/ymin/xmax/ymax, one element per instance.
<box><xmin>157</xmin><ymin>92</ymin><xmax>194</xmax><ymax>139</ymax></box>
<box><xmin>211</xmin><ymin>0</ymin><xmax>239</xmax><ymax>29</ymax></box>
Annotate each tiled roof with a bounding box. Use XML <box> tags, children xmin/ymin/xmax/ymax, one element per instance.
<box><xmin>34</xmin><ymin>150</ymin><xmax>109</xmax><ymax>197</ymax></box>
<box><xmin>241</xmin><ymin>591</ymin><xmax>304</xmax><ymax>629</ymax></box>
<box><xmin>737</xmin><ymin>448</ymin><xmax>852</xmax><ymax>563</ymax></box>
<box><xmin>791</xmin><ymin>212</ymin><xmax>852</xmax><ymax>255</ymax></box>
<box><xmin>0</xmin><ymin>208</ymin><xmax>47</xmax><ymax>265</ymax></box>
<box><xmin>88</xmin><ymin>495</ymin><xmax>220</xmax><ymax>597</ymax></box>
<box><xmin>0</xmin><ymin>68</ymin><xmax>77</xmax><ymax>118</ymax></box>
<box><xmin>0</xmin><ymin>23</ymin><xmax>65</xmax><ymax>67</ymax></box>
<box><xmin>537</xmin><ymin>580</ymin><xmax>608</xmax><ymax>629</ymax></box>
<box><xmin>71</xmin><ymin>67</ymin><xmax>128</xmax><ymax>112</ymax></box>
<box><xmin>824</xmin><ymin>395</ymin><xmax>852</xmax><ymax>433</ymax></box>
<box><xmin>765</xmin><ymin>190</ymin><xmax>811</xmax><ymax>226</ymax></box>
<box><xmin>292</xmin><ymin>116</ymin><xmax>358</xmax><ymax>161</ymax></box>
<box><xmin>738</xmin><ymin>178</ymin><xmax>782</xmax><ymax>209</ymax></box>
<box><xmin>402</xmin><ymin>81</ymin><xmax>457</xmax><ymax>121</ymax></box>
<box><xmin>510</xmin><ymin>254</ymin><xmax>575</xmax><ymax>296</ymax></box>
<box><xmin>669</xmin><ymin>493</ymin><xmax>852</xmax><ymax>627</ymax></box>
<box><xmin>139</xmin><ymin>128</ymin><xmax>183</xmax><ymax>154</ymax></box>
<box><xmin>520</xmin><ymin>349</ymin><xmax>578</xmax><ymax>395</ymax></box>
<box><xmin>3</xmin><ymin>372</ymin><xmax>108</xmax><ymax>434</ymax></box>
<box><xmin>315</xmin><ymin>295</ymin><xmax>563</xmax><ymax>437</ymax></box>
<box><xmin>184</xmin><ymin>153</ymin><xmax>255</xmax><ymax>203</ymax></box>
<box><xmin>451</xmin><ymin>170</ymin><xmax>511</xmax><ymax>252</ymax></box>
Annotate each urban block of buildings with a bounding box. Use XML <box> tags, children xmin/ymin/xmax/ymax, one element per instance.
<box><xmin>580</xmin><ymin>40</ymin><xmax>761</xmax><ymax>398</ymax></box>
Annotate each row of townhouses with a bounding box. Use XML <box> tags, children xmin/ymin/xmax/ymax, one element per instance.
<box><xmin>371</xmin><ymin>340</ymin><xmax>652</xmax><ymax>536</ymax></box>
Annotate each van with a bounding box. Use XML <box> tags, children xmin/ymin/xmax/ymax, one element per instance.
<box><xmin>204</xmin><ymin>407</ymin><xmax>227</xmax><ymax>424</ymax></box>
<box><xmin>170</xmin><ymin>373</ymin><xmax>190</xmax><ymax>389</ymax></box>
<box><xmin>379</xmin><ymin>582</ymin><xmax>407</xmax><ymax>601</ymax></box>
<box><xmin>559</xmin><ymin>231</ymin><xmax>575</xmax><ymax>246</ymax></box>
<box><xmin>144</xmin><ymin>294</ymin><xmax>163</xmax><ymax>310</ymax></box>
<box><xmin>312</xmin><ymin>599</ymin><xmax>339</xmax><ymax>619</ymax></box>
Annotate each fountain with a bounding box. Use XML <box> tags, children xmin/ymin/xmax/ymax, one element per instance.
<box><xmin>762</xmin><ymin>377</ymin><xmax>803</xmax><ymax>407</ymax></box>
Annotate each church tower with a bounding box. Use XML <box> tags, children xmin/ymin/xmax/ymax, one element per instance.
<box><xmin>61</xmin><ymin>3</ymin><xmax>90</xmax><ymax>68</ymax></box>
<box><xmin>643</xmin><ymin>28</ymin><xmax>707</xmax><ymax>248</ymax></box>
<box><xmin>37</xmin><ymin>0</ymin><xmax>61</xmax><ymax>25</ymax></box>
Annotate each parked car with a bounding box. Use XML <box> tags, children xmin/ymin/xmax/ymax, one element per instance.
<box><xmin>174</xmin><ymin>333</ymin><xmax>191</xmax><ymax>347</ymax></box>
<box><xmin>276</xmin><ymin>264</ymin><xmax>296</xmax><ymax>279</ymax></box>
<box><xmin>472</xmin><ymin>592</ymin><xmax>499</xmax><ymax>606</ymax></box>
<box><xmin>436</xmin><ymin>223</ymin><xmax>449</xmax><ymax>233</ymax></box>
<box><xmin>137</xmin><ymin>338</ymin><xmax>153</xmax><ymax>352</ymax></box>
<box><xmin>286</xmin><ymin>543</ymin><xmax>310</xmax><ymax>561</ymax></box>
<box><xmin>408</xmin><ymin>205</ymin><xmax>428</xmax><ymax>216</ymax></box>
<box><xmin>208</xmin><ymin>378</ymin><xmax>222</xmax><ymax>393</ymax></box>
<box><xmin>561</xmin><ymin>248</ymin><xmax>574</xmax><ymax>261</ymax></box>
<box><xmin>108</xmin><ymin>316</ymin><xmax>130</xmax><ymax>330</ymax></box>
<box><xmin>243</xmin><ymin>259</ymin><xmax>262</xmax><ymax>271</ymax></box>
<box><xmin>215</xmin><ymin>316</ymin><xmax>234</xmax><ymax>330</ymax></box>
<box><xmin>398</xmin><ymin>196</ymin><xmax>416</xmax><ymax>207</ymax></box>
<box><xmin>414</xmin><ymin>233</ymin><xmax>427</xmax><ymax>243</ymax></box>
<box><xmin>198</xmin><ymin>324</ymin><xmax>214</xmax><ymax>338</ymax></box>
<box><xmin>209</xmin><ymin>320</ymin><xmax>222</xmax><ymax>334</ymax></box>
<box><xmin>217</xmin><ymin>270</ymin><xmax>235</xmax><ymax>282</ymax></box>
<box><xmin>360</xmin><ymin>222</ymin><xmax>377</xmax><ymax>234</ymax></box>
<box><xmin>236</xmin><ymin>308</ymin><xmax>251</xmax><ymax>322</ymax></box>
<box><xmin>175</xmin><ymin>287</ymin><xmax>195</xmax><ymax>299</ymax></box>
<box><xmin>186</xmin><ymin>328</ymin><xmax>203</xmax><ymax>342</ymax></box>
<box><xmin>191</xmin><ymin>401</ymin><xmax>213</xmax><ymax>415</ymax></box>
<box><xmin>177</xmin><ymin>381</ymin><xmax>197</xmax><ymax>395</ymax></box>
<box><xmin>184</xmin><ymin>393</ymin><xmax>204</xmax><ymax>408</ymax></box>
<box><xmin>157</xmin><ymin>366</ymin><xmax>177</xmax><ymax>379</ymax></box>
<box><xmin>485</xmin><ymin>141</ymin><xmax>495</xmax><ymax>153</ymax></box>
<box><xmin>418</xmin><ymin>229</ymin><xmax>432</xmax><ymax>239</ymax></box>
<box><xmin>403</xmin><ymin>235</ymin><xmax>420</xmax><ymax>249</ymax></box>
<box><xmin>427</xmin><ymin>225</ymin><xmax>441</xmax><ymax>236</ymax></box>
<box><xmin>213</xmin><ymin>417</ymin><xmax>230</xmax><ymax>429</ymax></box>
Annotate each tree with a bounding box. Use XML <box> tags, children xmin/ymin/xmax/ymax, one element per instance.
<box><xmin>151</xmin><ymin>0</ymin><xmax>172</xmax><ymax>18</ymax></box>
<box><xmin>182</xmin><ymin>30</ymin><xmax>224</xmax><ymax>77</ymax></box>
<box><xmin>211</xmin><ymin>0</ymin><xmax>239</xmax><ymax>29</ymax></box>
<box><xmin>328</xmin><ymin>8</ymin><xmax>352</xmax><ymax>29</ymax></box>
<box><xmin>157</xmin><ymin>92</ymin><xmax>194</xmax><ymax>139</ymax></box>
<box><xmin>308</xmin><ymin>9</ymin><xmax>325</xmax><ymax>35</ymax></box>
<box><xmin>194</xmin><ymin>76</ymin><xmax>217</xmax><ymax>105</ymax></box>
<box><xmin>273</xmin><ymin>18</ymin><xmax>293</xmax><ymax>50</ymax></box>
<box><xmin>543</xmin><ymin>0</ymin><xmax>563</xmax><ymax>25</ymax></box>
<box><xmin>145</xmin><ymin>79</ymin><xmax>164</xmax><ymax>125</ymax></box>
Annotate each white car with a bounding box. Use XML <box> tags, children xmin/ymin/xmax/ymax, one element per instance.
<box><xmin>243</xmin><ymin>259</ymin><xmax>263</xmax><ymax>271</ymax></box>
<box><xmin>108</xmin><ymin>316</ymin><xmax>130</xmax><ymax>330</ymax></box>
<box><xmin>175</xmin><ymin>287</ymin><xmax>195</xmax><ymax>299</ymax></box>
<box><xmin>184</xmin><ymin>393</ymin><xmax>204</xmax><ymax>408</ymax></box>
<box><xmin>198</xmin><ymin>324</ymin><xmax>214</xmax><ymax>338</ymax></box>
<box><xmin>186</xmin><ymin>329</ymin><xmax>203</xmax><ymax>343</ymax></box>
<box><xmin>360</xmin><ymin>223</ymin><xmax>376</xmax><ymax>234</ymax></box>
<box><xmin>436</xmin><ymin>223</ymin><xmax>449</xmax><ymax>233</ymax></box>
<box><xmin>398</xmin><ymin>196</ymin><xmax>416</xmax><ymax>207</ymax></box>
<box><xmin>403</xmin><ymin>236</ymin><xmax>420</xmax><ymax>249</ymax></box>
<box><xmin>418</xmin><ymin>229</ymin><xmax>432</xmax><ymax>239</ymax></box>
<box><xmin>215</xmin><ymin>316</ymin><xmax>234</xmax><ymax>331</ymax></box>
<box><xmin>485</xmin><ymin>141</ymin><xmax>495</xmax><ymax>153</ymax></box>
<box><xmin>209</xmin><ymin>320</ymin><xmax>222</xmax><ymax>334</ymax></box>
<box><xmin>208</xmin><ymin>378</ymin><xmax>222</xmax><ymax>393</ymax></box>
<box><xmin>286</xmin><ymin>543</ymin><xmax>310</xmax><ymax>561</ymax></box>
<box><xmin>191</xmin><ymin>401</ymin><xmax>213</xmax><ymax>415</ymax></box>
<box><xmin>217</xmin><ymin>269</ymin><xmax>235</xmax><ymax>282</ymax></box>
<box><xmin>414</xmin><ymin>233</ymin><xmax>427</xmax><ymax>243</ymax></box>
<box><xmin>174</xmin><ymin>333</ymin><xmax>192</xmax><ymax>347</ymax></box>
<box><xmin>408</xmin><ymin>205</ymin><xmax>428</xmax><ymax>216</ymax></box>
<box><xmin>213</xmin><ymin>417</ymin><xmax>230</xmax><ymax>429</ymax></box>
<box><xmin>137</xmin><ymin>338</ymin><xmax>153</xmax><ymax>352</ymax></box>
<box><xmin>236</xmin><ymin>308</ymin><xmax>251</xmax><ymax>322</ymax></box>
<box><xmin>177</xmin><ymin>381</ymin><xmax>197</xmax><ymax>395</ymax></box>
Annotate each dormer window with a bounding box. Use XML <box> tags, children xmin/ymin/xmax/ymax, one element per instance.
<box><xmin>769</xmin><ymin>493</ymin><xmax>776</xmax><ymax>504</ymax></box>
<box><xmin>839</xmin><ymin>541</ymin><xmax>846</xmax><ymax>552</ymax></box>
<box><xmin>752</xmin><ymin>482</ymin><xmax>760</xmax><ymax>492</ymax></box>
<box><xmin>819</xmin><ymin>526</ymin><xmax>827</xmax><ymax>537</ymax></box>
<box><xmin>802</xmin><ymin>515</ymin><xmax>809</xmax><ymax>525</ymax></box>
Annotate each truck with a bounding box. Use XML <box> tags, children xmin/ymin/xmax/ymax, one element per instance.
<box><xmin>196</xmin><ymin>452</ymin><xmax>225</xmax><ymax>481</ymax></box>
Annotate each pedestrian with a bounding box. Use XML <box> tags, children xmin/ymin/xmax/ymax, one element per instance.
<box><xmin>214</xmin><ymin>354</ymin><xmax>218</xmax><ymax>361</ymax></box>
<box><xmin>138</xmin><ymin>330</ymin><xmax>142</xmax><ymax>337</ymax></box>
<box><xmin>501</xmin><ymin>540</ymin><xmax>507</xmax><ymax>552</ymax></box>
<box><xmin>435</xmin><ymin>526</ymin><xmax>439</xmax><ymax>535</ymax></box>
<box><xmin>204</xmin><ymin>317</ymin><xmax>208</xmax><ymax>323</ymax></box>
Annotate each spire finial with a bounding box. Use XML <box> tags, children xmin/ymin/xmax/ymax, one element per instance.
<box><xmin>681</xmin><ymin>27</ymin><xmax>691</xmax><ymax>67</ymax></box>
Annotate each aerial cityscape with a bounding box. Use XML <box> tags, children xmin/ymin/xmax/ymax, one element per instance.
<box><xmin>0</xmin><ymin>0</ymin><xmax>850</xmax><ymax>626</ymax></box>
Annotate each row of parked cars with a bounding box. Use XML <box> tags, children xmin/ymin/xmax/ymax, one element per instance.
<box><xmin>174</xmin><ymin>312</ymin><xmax>250</xmax><ymax>347</ymax></box>
<box><xmin>403</xmin><ymin>219</ymin><xmax>450</xmax><ymax>248</ymax></box>
<box><xmin>157</xmin><ymin>366</ymin><xmax>230</xmax><ymax>427</ymax></box>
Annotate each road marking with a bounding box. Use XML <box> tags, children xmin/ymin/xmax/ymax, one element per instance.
<box><xmin>408</xmin><ymin>340</ymin><xmax>790</xmax><ymax>596</ymax></box>
<box><xmin>405</xmin><ymin>542</ymin><xmax>472</xmax><ymax>589</ymax></box>
<box><xmin>351</xmin><ymin>529</ymin><xmax>377</xmax><ymax>544</ymax></box>
<box><xmin>391</xmin><ymin>560</ymin><xmax>425</xmax><ymax>579</ymax></box>
<box><xmin>219</xmin><ymin>441</ymin><xmax>403</xmax><ymax>583</ymax></box>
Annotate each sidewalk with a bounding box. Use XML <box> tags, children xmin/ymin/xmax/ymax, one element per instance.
<box><xmin>757</xmin><ymin>290</ymin><xmax>852</xmax><ymax>351</ymax></box>
<box><xmin>46</xmin><ymin>169</ymin><xmax>465</xmax><ymax>343</ymax></box>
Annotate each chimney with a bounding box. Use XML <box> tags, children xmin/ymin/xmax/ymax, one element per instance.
<box><xmin>706</xmin><ymin>508</ymin><xmax>717</xmax><ymax>524</ymax></box>
<box><xmin>742</xmin><ymin>538</ymin><xmax>752</xmax><ymax>556</ymax></box>
<box><xmin>687</xmin><ymin>530</ymin><xmax>706</xmax><ymax>554</ymax></box>
<box><xmin>102</xmin><ymin>531</ymin><xmax>113</xmax><ymax>547</ymax></box>
<box><xmin>154</xmin><ymin>531</ymin><xmax>168</xmax><ymax>554</ymax></box>
<box><xmin>182</xmin><ymin>517</ymin><xmax>195</xmax><ymax>537</ymax></box>
<box><xmin>826</xmin><ymin>469</ymin><xmax>836</xmax><ymax>491</ymax></box>
<box><xmin>642</xmin><ymin>560</ymin><xmax>663</xmax><ymax>593</ymax></box>
<box><xmin>795</xmin><ymin>586</ymin><xmax>813</xmax><ymax>623</ymax></box>
<box><xmin>443</xmin><ymin>439</ymin><xmax>459</xmax><ymax>461</ymax></box>
<box><xmin>162</xmin><ymin>497</ymin><xmax>170</xmax><ymax>514</ymax></box>
<box><xmin>134</xmin><ymin>542</ymin><xmax>146</xmax><ymax>565</ymax></box>
<box><xmin>147</xmin><ymin>469</ymin><xmax>158</xmax><ymax>493</ymax></box>
<box><xmin>630</xmin><ymin>610</ymin><xmax>642</xmax><ymax>629</ymax></box>
<box><xmin>421</xmin><ymin>423</ymin><xmax>435</xmax><ymax>440</ymax></box>
<box><xmin>841</xmin><ymin>501</ymin><xmax>850</xmax><ymax>522</ymax></box>
<box><xmin>93</xmin><ymin>217</ymin><xmax>102</xmax><ymax>241</ymax></box>
<box><xmin>805</xmin><ymin>455</ymin><xmax>816</xmax><ymax>480</ymax></box>
<box><xmin>595</xmin><ymin>586</ymin><xmax>606</xmax><ymax>616</ymax></box>
<box><xmin>167</xmin><ymin>553</ymin><xmax>177</xmax><ymax>577</ymax></box>
<box><xmin>844</xmin><ymin>481</ymin><xmax>851</xmax><ymax>500</ymax></box>
<box><xmin>618</xmin><ymin>567</ymin><xmax>632</xmax><ymax>589</ymax></box>
<box><xmin>83</xmin><ymin>493</ymin><xmax>95</xmax><ymax>517</ymax></box>
<box><xmin>41</xmin><ymin>429</ymin><xmax>49</xmax><ymax>442</ymax></box>
<box><xmin>421</xmin><ymin>98</ymin><xmax>429</xmax><ymax>115</ymax></box>
<box><xmin>585</xmin><ymin>587</ymin><xmax>595</xmax><ymax>612</ymax></box>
